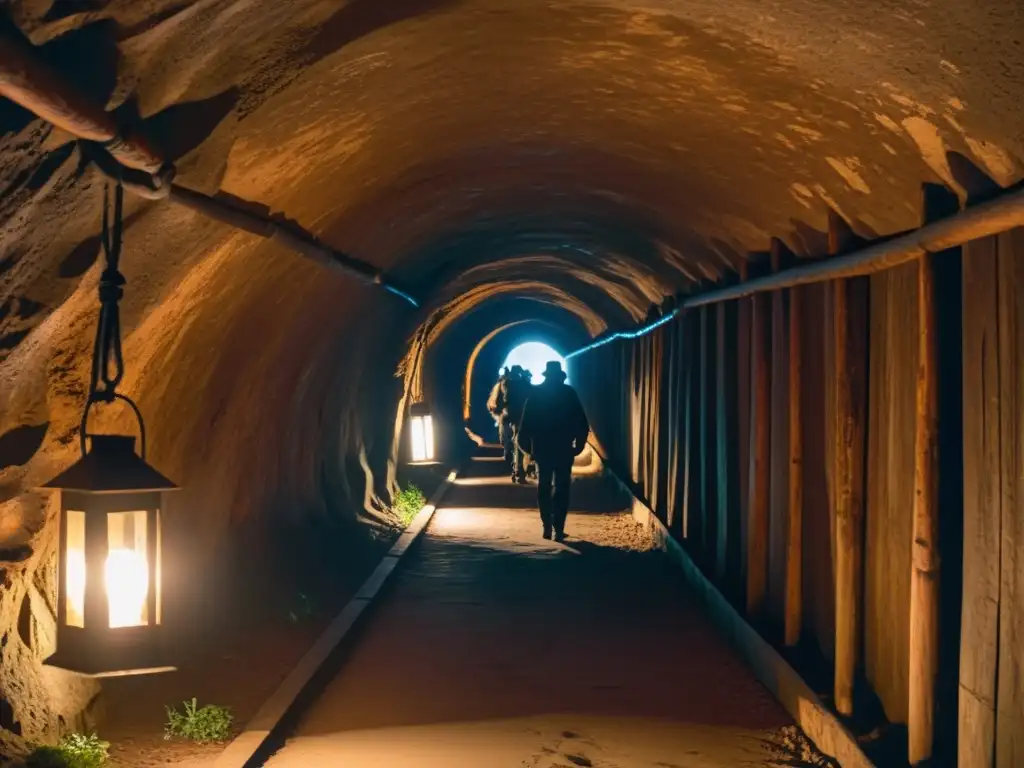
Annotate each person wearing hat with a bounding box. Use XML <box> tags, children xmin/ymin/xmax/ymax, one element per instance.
<box><xmin>516</xmin><ymin>360</ymin><xmax>590</xmax><ymax>540</ymax></box>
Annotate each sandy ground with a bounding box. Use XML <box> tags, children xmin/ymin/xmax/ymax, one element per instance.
<box><xmin>263</xmin><ymin>458</ymin><xmax>834</xmax><ymax>768</ymax></box>
<box><xmin>99</xmin><ymin>619</ymin><xmax>332</xmax><ymax>767</ymax></box>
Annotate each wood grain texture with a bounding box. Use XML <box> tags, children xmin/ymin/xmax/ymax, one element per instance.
<box><xmin>801</xmin><ymin>282</ymin><xmax>835</xmax><ymax>662</ymax></box>
<box><xmin>864</xmin><ymin>263</ymin><xmax>915</xmax><ymax>725</ymax></box>
<box><xmin>700</xmin><ymin>306</ymin><xmax>718</xmax><ymax>568</ymax></box>
<box><xmin>716</xmin><ymin>303</ymin><xmax>729</xmax><ymax>584</ymax></box>
<box><xmin>665</xmin><ymin>322</ymin><xmax>683</xmax><ymax>535</ymax></box>
<box><xmin>996</xmin><ymin>227</ymin><xmax>1024</xmax><ymax>768</ymax></box>
<box><xmin>682</xmin><ymin>317</ymin><xmax>696</xmax><ymax>541</ymax></box>
<box><xmin>959</xmin><ymin>234</ymin><xmax>1000</xmax><ymax>768</ymax></box>
<box><xmin>831</xmin><ymin>213</ymin><xmax>869</xmax><ymax>718</ymax></box>
<box><xmin>626</xmin><ymin>486</ymin><xmax>877</xmax><ymax>768</ymax></box>
<box><xmin>769</xmin><ymin>242</ymin><xmax>790</xmax><ymax>632</ymax></box>
<box><xmin>785</xmin><ymin>279</ymin><xmax>803</xmax><ymax>647</ymax></box>
<box><xmin>747</xmin><ymin>291</ymin><xmax>771</xmax><ymax>618</ymax></box>
<box><xmin>738</xmin><ymin>265</ymin><xmax>753</xmax><ymax>601</ymax></box>
<box><xmin>908</xmin><ymin>247</ymin><xmax>940</xmax><ymax>765</ymax></box>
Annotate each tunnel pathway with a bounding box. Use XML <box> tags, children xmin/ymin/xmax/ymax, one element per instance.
<box><xmin>265</xmin><ymin>455</ymin><xmax>819</xmax><ymax>768</ymax></box>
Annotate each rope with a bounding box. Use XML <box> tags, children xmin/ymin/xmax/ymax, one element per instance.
<box><xmin>78</xmin><ymin>180</ymin><xmax>147</xmax><ymax>458</ymax></box>
<box><xmin>90</xmin><ymin>181</ymin><xmax>126</xmax><ymax>400</ymax></box>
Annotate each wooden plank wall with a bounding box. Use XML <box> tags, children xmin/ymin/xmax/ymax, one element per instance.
<box><xmin>864</xmin><ymin>263</ymin><xmax>917</xmax><ymax>725</ymax></box>
<box><xmin>583</xmin><ymin>294</ymin><xmax>839</xmax><ymax>650</ymax></box>
<box><xmin>960</xmin><ymin>227</ymin><xmax>1024</xmax><ymax>768</ymax></box>
<box><xmin>801</xmin><ymin>281</ymin><xmax>835</xmax><ymax>662</ymax></box>
<box><xmin>571</xmin><ymin>219</ymin><xmax>1024</xmax><ymax>767</ymax></box>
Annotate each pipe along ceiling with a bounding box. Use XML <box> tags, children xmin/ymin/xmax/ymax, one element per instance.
<box><xmin>0</xmin><ymin>0</ymin><xmax>1022</xmax><ymax>748</ymax></box>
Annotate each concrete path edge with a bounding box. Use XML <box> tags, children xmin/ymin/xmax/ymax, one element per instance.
<box><xmin>212</xmin><ymin>469</ymin><xmax>459</xmax><ymax>768</ymax></box>
<box><xmin>607</xmin><ymin>471</ymin><xmax>876</xmax><ymax>768</ymax></box>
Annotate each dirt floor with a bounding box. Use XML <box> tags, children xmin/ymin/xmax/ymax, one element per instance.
<box><xmin>101</xmin><ymin>617</ymin><xmax>336</xmax><ymax>767</ymax></box>
<box><xmin>92</xmin><ymin>463</ymin><xmax>448</xmax><ymax>767</ymax></box>
<box><xmin>262</xmin><ymin>458</ymin><xmax>836</xmax><ymax>768</ymax></box>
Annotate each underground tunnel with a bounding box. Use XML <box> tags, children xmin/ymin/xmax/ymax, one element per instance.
<box><xmin>0</xmin><ymin>0</ymin><xmax>1023</xmax><ymax>766</ymax></box>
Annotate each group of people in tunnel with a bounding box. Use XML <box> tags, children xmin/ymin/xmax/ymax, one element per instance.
<box><xmin>488</xmin><ymin>361</ymin><xmax>590</xmax><ymax>541</ymax></box>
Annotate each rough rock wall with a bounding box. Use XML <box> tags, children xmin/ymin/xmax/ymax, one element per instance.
<box><xmin>1</xmin><ymin>0</ymin><xmax>1023</xmax><ymax>754</ymax></box>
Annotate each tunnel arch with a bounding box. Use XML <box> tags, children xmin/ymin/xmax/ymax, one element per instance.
<box><xmin>462</xmin><ymin>322</ymin><xmax>578</xmax><ymax>440</ymax></box>
<box><xmin>407</xmin><ymin>297</ymin><xmax>592</xmax><ymax>460</ymax></box>
<box><xmin>0</xmin><ymin>0</ymin><xmax>1022</xmax><ymax>751</ymax></box>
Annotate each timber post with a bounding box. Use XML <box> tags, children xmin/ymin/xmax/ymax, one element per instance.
<box><xmin>907</xmin><ymin>186</ymin><xmax>946</xmax><ymax>764</ymax></box>
<box><xmin>785</xmin><ymin>243</ymin><xmax>804</xmax><ymax>648</ymax></box>
<box><xmin>747</xmin><ymin>257</ymin><xmax>771</xmax><ymax>619</ymax></box>
<box><xmin>831</xmin><ymin>212</ymin><xmax>868</xmax><ymax>717</ymax></box>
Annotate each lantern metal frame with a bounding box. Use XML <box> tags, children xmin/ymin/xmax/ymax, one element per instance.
<box><xmin>43</xmin><ymin>429</ymin><xmax>178</xmax><ymax>677</ymax></box>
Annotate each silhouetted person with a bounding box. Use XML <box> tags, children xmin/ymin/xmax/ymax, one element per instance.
<box><xmin>503</xmin><ymin>365</ymin><xmax>532</xmax><ymax>483</ymax></box>
<box><xmin>517</xmin><ymin>361</ymin><xmax>589</xmax><ymax>540</ymax></box>
<box><xmin>487</xmin><ymin>367</ymin><xmax>511</xmax><ymax>462</ymax></box>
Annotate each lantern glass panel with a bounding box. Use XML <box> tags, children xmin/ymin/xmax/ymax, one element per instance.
<box><xmin>106</xmin><ymin>510</ymin><xmax>149</xmax><ymax>628</ymax></box>
<box><xmin>65</xmin><ymin>510</ymin><xmax>86</xmax><ymax>628</ymax></box>
<box><xmin>411</xmin><ymin>416</ymin><xmax>427</xmax><ymax>461</ymax></box>
<box><xmin>155</xmin><ymin>511</ymin><xmax>162</xmax><ymax>625</ymax></box>
<box><xmin>423</xmin><ymin>415</ymin><xmax>435</xmax><ymax>460</ymax></box>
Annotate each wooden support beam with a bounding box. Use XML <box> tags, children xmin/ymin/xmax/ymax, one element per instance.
<box><xmin>715</xmin><ymin>302</ymin><xmax>730</xmax><ymax>585</ymax></box>
<box><xmin>832</xmin><ymin>213</ymin><xmax>868</xmax><ymax>717</ymax></box>
<box><xmin>699</xmin><ymin>306</ymin><xmax>717</xmax><ymax>564</ymax></box>
<box><xmin>681</xmin><ymin>317</ymin><xmax>695</xmax><ymax>540</ymax></box>
<box><xmin>737</xmin><ymin>259</ymin><xmax>752</xmax><ymax>603</ymax></box>
<box><xmin>785</xmin><ymin>248</ymin><xmax>804</xmax><ymax>648</ymax></box>
<box><xmin>747</xmin><ymin>268</ymin><xmax>771</xmax><ymax>618</ymax></box>
<box><xmin>959</xmin><ymin>234</ymin><xmax>1000</xmax><ymax>768</ymax></box>
<box><xmin>908</xmin><ymin>187</ymin><xmax>946</xmax><ymax>765</ymax></box>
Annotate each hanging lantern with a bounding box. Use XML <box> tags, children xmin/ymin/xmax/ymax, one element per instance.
<box><xmin>40</xmin><ymin>182</ymin><xmax>178</xmax><ymax>676</ymax></box>
<box><xmin>409</xmin><ymin>402</ymin><xmax>435</xmax><ymax>462</ymax></box>
<box><xmin>42</xmin><ymin>432</ymin><xmax>177</xmax><ymax>676</ymax></box>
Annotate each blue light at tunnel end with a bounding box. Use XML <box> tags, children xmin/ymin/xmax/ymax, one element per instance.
<box><xmin>500</xmin><ymin>341</ymin><xmax>569</xmax><ymax>384</ymax></box>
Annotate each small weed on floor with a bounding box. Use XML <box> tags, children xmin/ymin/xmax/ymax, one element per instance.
<box><xmin>25</xmin><ymin>733</ymin><xmax>109</xmax><ymax>768</ymax></box>
<box><xmin>164</xmin><ymin>699</ymin><xmax>233</xmax><ymax>744</ymax></box>
<box><xmin>393</xmin><ymin>485</ymin><xmax>426</xmax><ymax>526</ymax></box>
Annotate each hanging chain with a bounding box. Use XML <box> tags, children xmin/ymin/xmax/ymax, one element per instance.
<box><xmin>89</xmin><ymin>181</ymin><xmax>126</xmax><ymax>402</ymax></box>
<box><xmin>79</xmin><ymin>181</ymin><xmax>147</xmax><ymax>458</ymax></box>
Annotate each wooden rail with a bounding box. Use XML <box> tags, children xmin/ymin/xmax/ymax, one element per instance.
<box><xmin>683</xmin><ymin>189</ymin><xmax>1024</xmax><ymax>308</ymax></box>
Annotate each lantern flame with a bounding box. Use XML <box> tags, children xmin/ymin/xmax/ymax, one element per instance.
<box><xmin>66</xmin><ymin>549</ymin><xmax>149</xmax><ymax>628</ymax></box>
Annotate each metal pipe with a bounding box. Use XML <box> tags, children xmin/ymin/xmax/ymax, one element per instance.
<box><xmin>0</xmin><ymin>32</ymin><xmax>419</xmax><ymax>307</ymax></box>
<box><xmin>568</xmin><ymin>186</ymin><xmax>1024</xmax><ymax>358</ymax></box>
<box><xmin>166</xmin><ymin>185</ymin><xmax>392</xmax><ymax>289</ymax></box>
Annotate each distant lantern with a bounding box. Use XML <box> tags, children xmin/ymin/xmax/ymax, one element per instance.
<box><xmin>409</xmin><ymin>402</ymin><xmax>435</xmax><ymax>462</ymax></box>
<box><xmin>41</xmin><ymin>433</ymin><xmax>178</xmax><ymax>677</ymax></box>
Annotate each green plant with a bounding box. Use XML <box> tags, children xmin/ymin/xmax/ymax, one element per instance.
<box><xmin>164</xmin><ymin>698</ymin><xmax>233</xmax><ymax>743</ymax></box>
<box><xmin>26</xmin><ymin>733</ymin><xmax>109</xmax><ymax>768</ymax></box>
<box><xmin>393</xmin><ymin>484</ymin><xmax>426</xmax><ymax>526</ymax></box>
